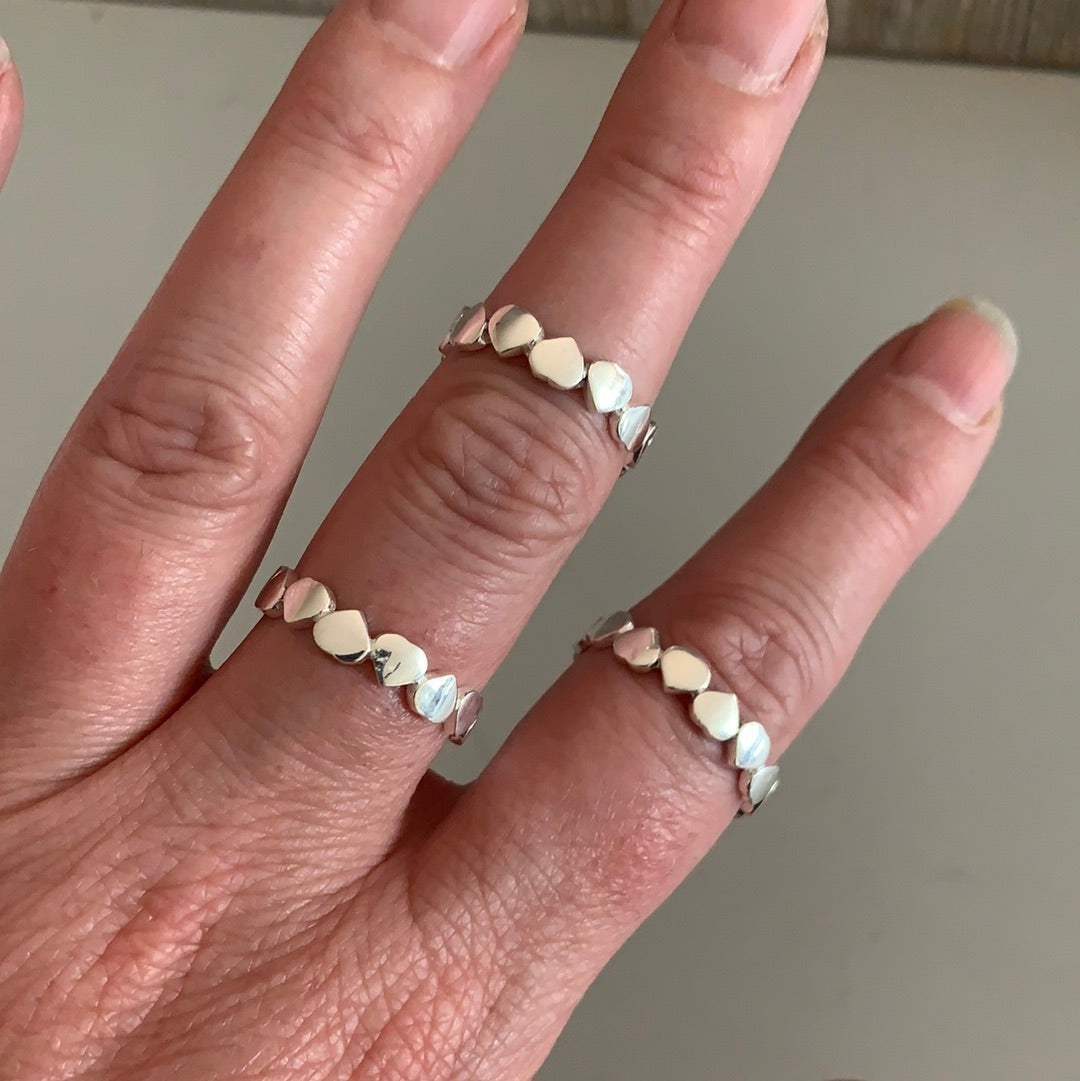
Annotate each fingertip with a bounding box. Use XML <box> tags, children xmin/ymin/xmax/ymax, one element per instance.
<box><xmin>936</xmin><ymin>295</ymin><xmax>1019</xmax><ymax>368</ymax></box>
<box><xmin>886</xmin><ymin>295</ymin><xmax>1018</xmax><ymax>434</ymax></box>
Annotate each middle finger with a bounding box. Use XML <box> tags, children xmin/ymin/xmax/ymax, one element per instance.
<box><xmin>163</xmin><ymin>0</ymin><xmax>829</xmax><ymax>859</ymax></box>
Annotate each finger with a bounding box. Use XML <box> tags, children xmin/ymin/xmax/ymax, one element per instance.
<box><xmin>0</xmin><ymin>38</ymin><xmax>23</xmax><ymax>188</ymax></box>
<box><xmin>0</xmin><ymin>0</ymin><xmax>524</xmax><ymax>802</ymax></box>
<box><xmin>408</xmin><ymin>300</ymin><xmax>1015</xmax><ymax>1076</ymax></box>
<box><xmin>162</xmin><ymin>0</ymin><xmax>830</xmax><ymax>859</ymax></box>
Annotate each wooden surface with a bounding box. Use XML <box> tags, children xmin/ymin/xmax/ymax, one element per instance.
<box><xmin>85</xmin><ymin>0</ymin><xmax>1080</xmax><ymax>70</ymax></box>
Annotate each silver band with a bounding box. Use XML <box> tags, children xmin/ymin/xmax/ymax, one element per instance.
<box><xmin>576</xmin><ymin>613</ymin><xmax>780</xmax><ymax>817</ymax></box>
<box><xmin>440</xmin><ymin>303</ymin><xmax>657</xmax><ymax>473</ymax></box>
<box><xmin>256</xmin><ymin>567</ymin><xmax>483</xmax><ymax>746</ymax></box>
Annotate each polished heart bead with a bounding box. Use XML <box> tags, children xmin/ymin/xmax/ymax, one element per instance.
<box><xmin>587</xmin><ymin>360</ymin><xmax>633</xmax><ymax>414</ymax></box>
<box><xmin>731</xmin><ymin>721</ymin><xmax>772</xmax><ymax>771</ymax></box>
<box><xmin>613</xmin><ymin>626</ymin><xmax>661</xmax><ymax>670</ymax></box>
<box><xmin>633</xmin><ymin>420</ymin><xmax>658</xmax><ymax>467</ymax></box>
<box><xmin>282</xmin><ymin>578</ymin><xmax>336</xmax><ymax>625</ymax></box>
<box><xmin>488</xmin><ymin>305</ymin><xmax>544</xmax><ymax>357</ymax></box>
<box><xmin>612</xmin><ymin>405</ymin><xmax>653</xmax><ymax>454</ymax></box>
<box><xmin>528</xmin><ymin>337</ymin><xmax>586</xmax><ymax>390</ymax></box>
<box><xmin>312</xmin><ymin>609</ymin><xmax>371</xmax><ymax>665</ymax></box>
<box><xmin>744</xmin><ymin>765</ymin><xmax>781</xmax><ymax>811</ymax></box>
<box><xmin>256</xmin><ymin>566</ymin><xmax>297</xmax><ymax>618</ymax></box>
<box><xmin>372</xmin><ymin>634</ymin><xmax>429</xmax><ymax>688</ymax></box>
<box><xmin>449</xmin><ymin>690</ymin><xmax>484</xmax><ymax>745</ymax></box>
<box><xmin>585</xmin><ymin>611</ymin><xmax>636</xmax><ymax>648</ymax></box>
<box><xmin>408</xmin><ymin>674</ymin><xmax>459</xmax><ymax>725</ymax></box>
<box><xmin>440</xmin><ymin>303</ymin><xmax>488</xmax><ymax>354</ymax></box>
<box><xmin>691</xmin><ymin>691</ymin><xmax>741</xmax><ymax>742</ymax></box>
<box><xmin>660</xmin><ymin>646</ymin><xmax>712</xmax><ymax>695</ymax></box>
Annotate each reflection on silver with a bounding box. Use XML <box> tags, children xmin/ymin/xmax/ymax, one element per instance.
<box><xmin>282</xmin><ymin>578</ymin><xmax>336</xmax><ymax>625</ymax></box>
<box><xmin>582</xmin><ymin>611</ymin><xmax>635</xmax><ymax>651</ymax></box>
<box><xmin>313</xmin><ymin>609</ymin><xmax>372</xmax><ymax>665</ymax></box>
<box><xmin>450</xmin><ymin>690</ymin><xmax>484</xmax><ymax>745</ymax></box>
<box><xmin>742</xmin><ymin>765</ymin><xmax>781</xmax><ymax>815</ymax></box>
<box><xmin>613</xmin><ymin>626</ymin><xmax>661</xmax><ymax>670</ymax></box>
<box><xmin>731</xmin><ymin>721</ymin><xmax>771</xmax><ymax>772</ymax></box>
<box><xmin>660</xmin><ymin>647</ymin><xmax>712</xmax><ymax>696</ymax></box>
<box><xmin>488</xmin><ymin>305</ymin><xmax>544</xmax><ymax>357</ymax></box>
<box><xmin>587</xmin><ymin>360</ymin><xmax>633</xmax><ymax>414</ymax></box>
<box><xmin>255</xmin><ymin>568</ymin><xmax>484</xmax><ymax>746</ymax></box>
<box><xmin>440</xmin><ymin>303</ymin><xmax>489</xmax><ymax>354</ymax></box>
<box><xmin>577</xmin><ymin>613</ymin><xmax>780</xmax><ymax>820</ymax></box>
<box><xmin>529</xmin><ymin>337</ymin><xmax>587</xmax><ymax>390</ymax></box>
<box><xmin>613</xmin><ymin>405</ymin><xmax>652</xmax><ymax>454</ymax></box>
<box><xmin>691</xmin><ymin>690</ymin><xmax>741</xmax><ymax>742</ymax></box>
<box><xmin>632</xmin><ymin>421</ymin><xmax>658</xmax><ymax>468</ymax></box>
<box><xmin>256</xmin><ymin>566</ymin><xmax>297</xmax><ymax>618</ymax></box>
<box><xmin>372</xmin><ymin>633</ymin><xmax>429</xmax><ymax>688</ymax></box>
<box><xmin>409</xmin><ymin>674</ymin><xmax>459</xmax><ymax>724</ymax></box>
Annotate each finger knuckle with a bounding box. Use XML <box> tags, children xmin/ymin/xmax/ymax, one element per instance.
<box><xmin>80</xmin><ymin>362</ymin><xmax>283</xmax><ymax>531</ymax></box>
<box><xmin>676</xmin><ymin>564</ymin><xmax>840</xmax><ymax>730</ymax></box>
<box><xmin>278</xmin><ymin>71</ymin><xmax>426</xmax><ymax>211</ymax></box>
<box><xmin>386</xmin><ymin>368</ymin><xmax>609</xmax><ymax>572</ymax></box>
<box><xmin>593</xmin><ymin>115</ymin><xmax>742</xmax><ymax>250</ymax></box>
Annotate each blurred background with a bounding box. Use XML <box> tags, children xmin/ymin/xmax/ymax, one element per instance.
<box><xmin>1</xmin><ymin>1</ymin><xmax>1079</xmax><ymax>1078</ymax></box>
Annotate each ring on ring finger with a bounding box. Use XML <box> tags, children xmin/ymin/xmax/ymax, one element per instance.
<box><xmin>256</xmin><ymin>567</ymin><xmax>484</xmax><ymax>746</ymax></box>
<box><xmin>577</xmin><ymin>612</ymin><xmax>781</xmax><ymax>816</ymax></box>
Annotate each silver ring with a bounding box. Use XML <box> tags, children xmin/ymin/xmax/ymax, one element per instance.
<box><xmin>576</xmin><ymin>613</ymin><xmax>780</xmax><ymax>817</ymax></box>
<box><xmin>440</xmin><ymin>303</ymin><xmax>658</xmax><ymax>473</ymax></box>
<box><xmin>255</xmin><ymin>567</ymin><xmax>483</xmax><ymax>746</ymax></box>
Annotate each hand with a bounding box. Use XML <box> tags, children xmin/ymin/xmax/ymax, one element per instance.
<box><xmin>0</xmin><ymin>2</ymin><xmax>1013</xmax><ymax>1078</ymax></box>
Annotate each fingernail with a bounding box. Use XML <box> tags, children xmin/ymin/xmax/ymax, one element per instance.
<box><xmin>0</xmin><ymin>36</ymin><xmax>10</xmax><ymax>73</ymax></box>
<box><xmin>890</xmin><ymin>297</ymin><xmax>1019</xmax><ymax>432</ymax></box>
<box><xmin>674</xmin><ymin>0</ymin><xmax>827</xmax><ymax>94</ymax></box>
<box><xmin>370</xmin><ymin>0</ymin><xmax>519</xmax><ymax>69</ymax></box>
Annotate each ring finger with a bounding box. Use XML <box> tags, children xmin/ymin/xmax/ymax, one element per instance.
<box><xmin>161</xmin><ymin>0</ymin><xmax>830</xmax><ymax>857</ymax></box>
<box><xmin>405</xmin><ymin>299</ymin><xmax>1016</xmax><ymax>1078</ymax></box>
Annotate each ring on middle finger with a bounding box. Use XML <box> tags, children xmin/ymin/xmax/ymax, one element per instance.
<box><xmin>440</xmin><ymin>302</ymin><xmax>658</xmax><ymax>474</ymax></box>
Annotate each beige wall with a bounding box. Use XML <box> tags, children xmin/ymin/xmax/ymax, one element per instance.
<box><xmin>1</xmin><ymin>2</ymin><xmax>1079</xmax><ymax>1078</ymax></box>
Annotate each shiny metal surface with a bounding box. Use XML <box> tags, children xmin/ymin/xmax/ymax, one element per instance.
<box><xmin>255</xmin><ymin>566</ymin><xmax>297</xmax><ymax>618</ymax></box>
<box><xmin>731</xmin><ymin>721</ymin><xmax>771</xmax><ymax>772</ymax></box>
<box><xmin>312</xmin><ymin>609</ymin><xmax>372</xmax><ymax>665</ymax></box>
<box><xmin>579</xmin><ymin>614</ymin><xmax>780</xmax><ymax>819</ymax></box>
<box><xmin>488</xmin><ymin>305</ymin><xmax>544</xmax><ymax>357</ymax></box>
<box><xmin>587</xmin><ymin>360</ymin><xmax>633</xmax><ymax>414</ymax></box>
<box><xmin>255</xmin><ymin>568</ymin><xmax>483</xmax><ymax>744</ymax></box>
<box><xmin>371</xmin><ymin>633</ymin><xmax>429</xmax><ymax>688</ymax></box>
<box><xmin>584</xmin><ymin>611</ymin><xmax>636</xmax><ymax>648</ymax></box>
<box><xmin>632</xmin><ymin>420</ymin><xmax>658</xmax><ymax>468</ymax></box>
<box><xmin>528</xmin><ymin>337</ymin><xmax>587</xmax><ymax>390</ymax></box>
<box><xmin>612</xmin><ymin>404</ymin><xmax>652</xmax><ymax>453</ymax></box>
<box><xmin>613</xmin><ymin>625</ymin><xmax>661</xmax><ymax>670</ymax></box>
<box><xmin>440</xmin><ymin>303</ymin><xmax>489</xmax><ymax>354</ymax></box>
<box><xmin>743</xmin><ymin>764</ymin><xmax>781</xmax><ymax>813</ymax></box>
<box><xmin>449</xmin><ymin>690</ymin><xmax>484</xmax><ymax>746</ymax></box>
<box><xmin>659</xmin><ymin>647</ymin><xmax>712</xmax><ymax>696</ymax></box>
<box><xmin>408</xmin><ymin>673</ymin><xmax>459</xmax><ymax>724</ymax></box>
<box><xmin>282</xmin><ymin>578</ymin><xmax>336</xmax><ymax>625</ymax></box>
<box><xmin>690</xmin><ymin>690</ymin><xmax>741</xmax><ymax>742</ymax></box>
